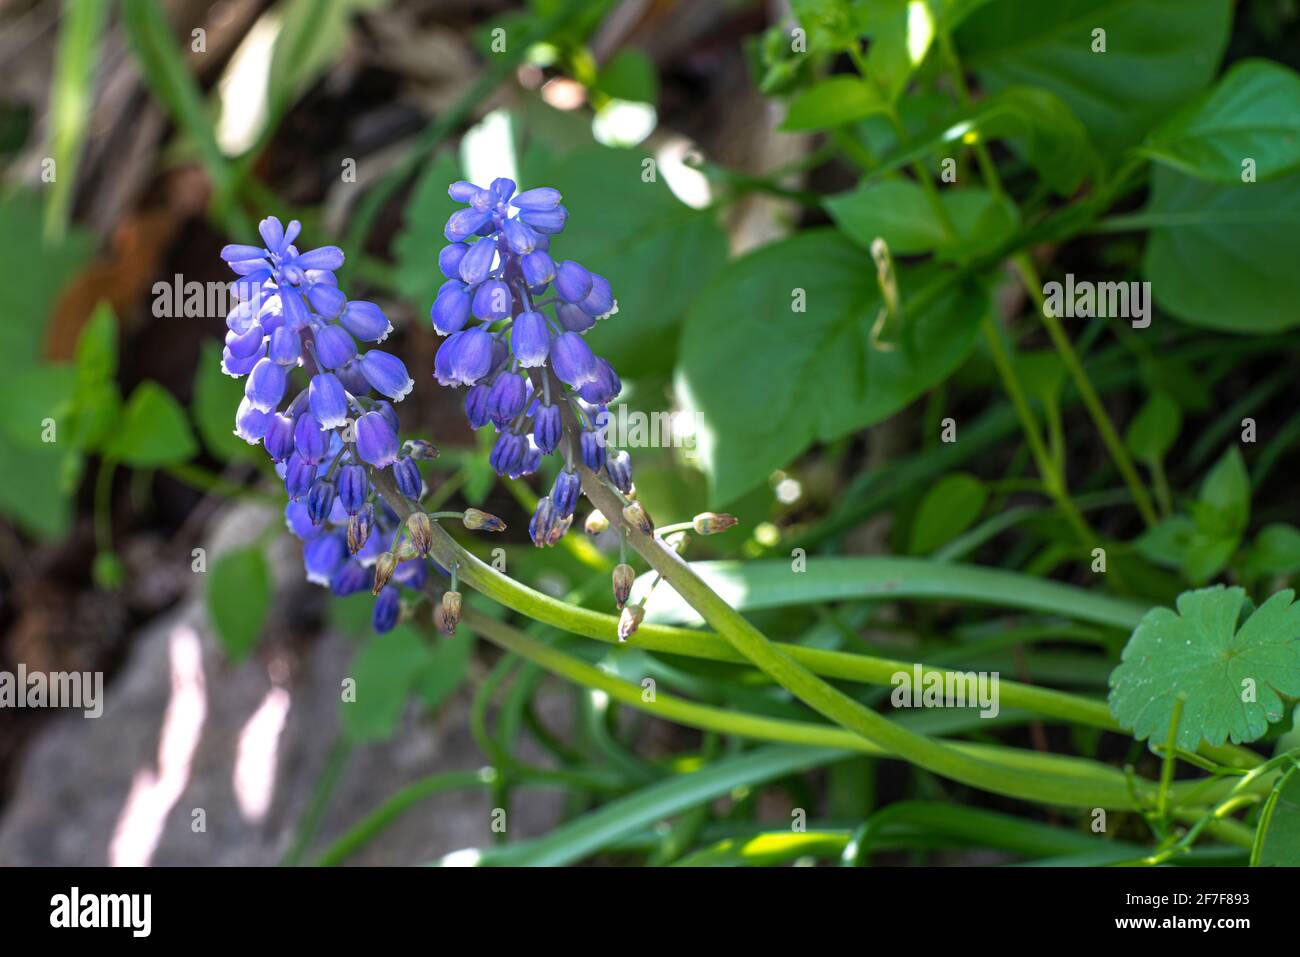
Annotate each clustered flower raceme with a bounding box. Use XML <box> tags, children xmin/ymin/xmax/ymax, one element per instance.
<box><xmin>430</xmin><ymin>179</ymin><xmax>636</xmax><ymax>547</ymax></box>
<box><xmin>219</xmin><ymin>216</ymin><xmax>441</xmax><ymax>632</ymax></box>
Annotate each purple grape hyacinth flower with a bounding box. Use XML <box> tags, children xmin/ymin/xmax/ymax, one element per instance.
<box><xmin>219</xmin><ymin>215</ymin><xmax>436</xmax><ymax>631</ymax></box>
<box><xmin>428</xmin><ymin>182</ymin><xmax>636</xmax><ymax>545</ymax></box>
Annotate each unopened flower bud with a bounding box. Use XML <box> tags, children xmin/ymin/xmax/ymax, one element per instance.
<box><xmin>584</xmin><ymin>510</ymin><xmax>609</xmax><ymax>535</ymax></box>
<box><xmin>692</xmin><ymin>512</ymin><xmax>738</xmax><ymax>535</ymax></box>
<box><xmin>348</xmin><ymin>503</ymin><xmax>374</xmax><ymax>554</ymax></box>
<box><xmin>405</xmin><ymin>439</ymin><xmax>439</xmax><ymax>460</ymax></box>
<box><xmin>622</xmin><ymin>500</ymin><xmax>653</xmax><ymax>535</ymax></box>
<box><xmin>463</xmin><ymin>507</ymin><xmax>506</xmax><ymax>532</ymax></box>
<box><xmin>372</xmin><ymin>551</ymin><xmax>397</xmax><ymax>595</ymax></box>
<box><xmin>439</xmin><ymin>590</ymin><xmax>462</xmax><ymax>635</ymax></box>
<box><xmin>407</xmin><ymin>511</ymin><xmax>433</xmax><ymax>555</ymax></box>
<box><xmin>394</xmin><ymin>540</ymin><xmax>419</xmax><ymax>563</ymax></box>
<box><xmin>612</xmin><ymin>563</ymin><xmax>635</xmax><ymax>610</ymax></box>
<box><xmin>618</xmin><ymin>604</ymin><xmax>644</xmax><ymax>643</ymax></box>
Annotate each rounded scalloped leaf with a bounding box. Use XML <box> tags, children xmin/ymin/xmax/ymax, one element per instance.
<box><xmin>1108</xmin><ymin>586</ymin><xmax>1300</xmax><ymax>750</ymax></box>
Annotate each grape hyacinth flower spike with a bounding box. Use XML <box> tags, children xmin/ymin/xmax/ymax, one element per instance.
<box><xmin>219</xmin><ymin>215</ymin><xmax>503</xmax><ymax>632</ymax></box>
<box><xmin>429</xmin><ymin>180</ymin><xmax>636</xmax><ymax>546</ymax></box>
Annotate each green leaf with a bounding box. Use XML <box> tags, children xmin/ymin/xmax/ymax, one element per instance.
<box><xmin>1108</xmin><ymin>586</ymin><xmax>1300</xmax><ymax>749</ymax></box>
<box><xmin>638</xmin><ymin>557</ymin><xmax>1147</xmax><ymax>631</ymax></box>
<box><xmin>908</xmin><ymin>473</ymin><xmax>988</xmax><ymax>554</ymax></box>
<box><xmin>74</xmin><ymin>302</ymin><xmax>117</xmax><ymax>385</ymax></box>
<box><xmin>0</xmin><ymin>431</ymin><xmax>79</xmax><ymax>540</ymax></box>
<box><xmin>1255</xmin><ymin>764</ymin><xmax>1300</xmax><ymax>866</ymax></box>
<box><xmin>6</xmin><ymin>365</ymin><xmax>77</xmax><ymax>450</ymax></box>
<box><xmin>790</xmin><ymin>0</ymin><xmax>872</xmax><ymax>51</ymax></box>
<box><xmin>104</xmin><ymin>381</ymin><xmax>198</xmax><ymax>468</ymax></box>
<box><xmin>873</xmin><ymin>87</ymin><xmax>1095</xmax><ymax>195</ymax></box>
<box><xmin>0</xmin><ymin>192</ymin><xmax>94</xmax><ymax>370</ymax></box>
<box><xmin>467</xmin><ymin>744</ymin><xmax>847</xmax><ymax>866</ymax></box>
<box><xmin>1143</xmin><ymin>165</ymin><xmax>1300</xmax><ymax>334</ymax></box>
<box><xmin>521</xmin><ymin>146</ymin><xmax>727</xmax><ymax>376</ymax></box>
<box><xmin>678</xmin><ymin>230</ymin><xmax>987</xmax><ymax>505</ymax></box>
<box><xmin>343</xmin><ymin>626</ymin><xmax>431</xmax><ymax>742</ymax></box>
<box><xmin>207</xmin><ymin>546</ymin><xmax>271</xmax><ymax>660</ymax></box>
<box><xmin>391</xmin><ymin>149</ymin><xmax>464</xmax><ymax>310</ymax></box>
<box><xmin>121</xmin><ymin>0</ymin><xmax>233</xmax><ymax>202</ymax></box>
<box><xmin>268</xmin><ymin>0</ymin><xmax>385</xmax><ymax>128</ymax></box>
<box><xmin>1141</xmin><ymin>59</ymin><xmax>1300</xmax><ymax>184</ymax></box>
<box><xmin>593</xmin><ymin>49</ymin><xmax>658</xmax><ymax>104</ymax></box>
<box><xmin>45</xmin><ymin>0</ymin><xmax>109</xmax><ymax>241</ymax></box>
<box><xmin>781</xmin><ymin>76</ymin><xmax>887</xmax><ymax>131</ymax></box>
<box><xmin>826</xmin><ymin>180</ymin><xmax>1017</xmax><ymax>260</ymax></box>
<box><xmin>67</xmin><ymin>303</ymin><xmax>121</xmax><ymax>452</ymax></box>
<box><xmin>1244</xmin><ymin>524</ymin><xmax>1300</xmax><ymax>578</ymax></box>
<box><xmin>1124</xmin><ymin>392</ymin><xmax>1181</xmax><ymax>463</ymax></box>
<box><xmin>1198</xmin><ymin>446</ymin><xmax>1249</xmax><ymax>537</ymax></box>
<box><xmin>414</xmin><ymin>630</ymin><xmax>475</xmax><ymax>711</ymax></box>
<box><xmin>193</xmin><ymin>341</ymin><xmax>259</xmax><ymax>462</ymax></box>
<box><xmin>958</xmin><ymin>0</ymin><xmax>1233</xmax><ymax>158</ymax></box>
<box><xmin>858</xmin><ymin>0</ymin><xmax>936</xmax><ymax>103</ymax></box>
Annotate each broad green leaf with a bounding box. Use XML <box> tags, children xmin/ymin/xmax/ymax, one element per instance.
<box><xmin>872</xmin><ymin>87</ymin><xmax>1095</xmax><ymax>195</ymax></box>
<box><xmin>1142</xmin><ymin>59</ymin><xmax>1300</xmax><ymax>184</ymax></box>
<box><xmin>0</xmin><ymin>192</ymin><xmax>94</xmax><ymax>370</ymax></box>
<box><xmin>637</xmin><ymin>557</ymin><xmax>1147</xmax><ymax>630</ymax></box>
<box><xmin>858</xmin><ymin>0</ymin><xmax>936</xmax><ymax>103</ymax></box>
<box><xmin>1143</xmin><ymin>165</ymin><xmax>1300</xmax><ymax>333</ymax></box>
<box><xmin>1124</xmin><ymin>392</ymin><xmax>1181</xmax><ymax>463</ymax></box>
<box><xmin>45</xmin><ymin>0</ymin><xmax>109</xmax><ymax>241</ymax></box>
<box><xmin>593</xmin><ymin>49</ymin><xmax>658</xmax><ymax>104</ymax></box>
<box><xmin>391</xmin><ymin>150</ymin><xmax>464</xmax><ymax>310</ymax></box>
<box><xmin>1256</xmin><ymin>764</ymin><xmax>1300</xmax><ymax>866</ymax></box>
<box><xmin>677</xmin><ymin>229</ymin><xmax>987</xmax><ymax>505</ymax></box>
<box><xmin>415</xmin><ymin>629</ymin><xmax>475</xmax><ymax>711</ymax></box>
<box><xmin>1108</xmin><ymin>586</ymin><xmax>1300</xmax><ymax>749</ymax></box>
<box><xmin>958</xmin><ymin>0</ymin><xmax>1233</xmax><ymax>158</ymax></box>
<box><xmin>781</xmin><ymin>76</ymin><xmax>887</xmax><ymax>131</ymax></box>
<box><xmin>104</xmin><ymin>381</ymin><xmax>198</xmax><ymax>467</ymax></box>
<box><xmin>193</xmin><ymin>340</ymin><xmax>259</xmax><ymax>462</ymax></box>
<box><xmin>1244</xmin><ymin>524</ymin><xmax>1300</xmax><ymax>578</ymax></box>
<box><xmin>826</xmin><ymin>180</ymin><xmax>1016</xmax><ymax>260</ymax></box>
<box><xmin>6</xmin><ymin>365</ymin><xmax>77</xmax><ymax>450</ymax></box>
<box><xmin>520</xmin><ymin>146</ymin><xmax>727</xmax><ymax>376</ymax></box>
<box><xmin>908</xmin><ymin>473</ymin><xmax>988</xmax><ymax>554</ymax></box>
<box><xmin>0</xmin><ymin>430</ymin><xmax>79</xmax><ymax>540</ymax></box>
<box><xmin>207</xmin><ymin>546</ymin><xmax>271</xmax><ymax>660</ymax></box>
<box><xmin>342</xmin><ymin>626</ymin><xmax>432</xmax><ymax>742</ymax></box>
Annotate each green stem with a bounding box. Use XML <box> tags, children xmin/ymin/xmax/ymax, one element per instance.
<box><xmin>315</xmin><ymin>769</ymin><xmax>492</xmax><ymax>866</ymax></box>
<box><xmin>981</xmin><ymin>317</ymin><xmax>1094</xmax><ymax>544</ymax></box>
<box><xmin>1012</xmin><ymin>254</ymin><xmax>1159</xmax><ymax>528</ymax></box>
